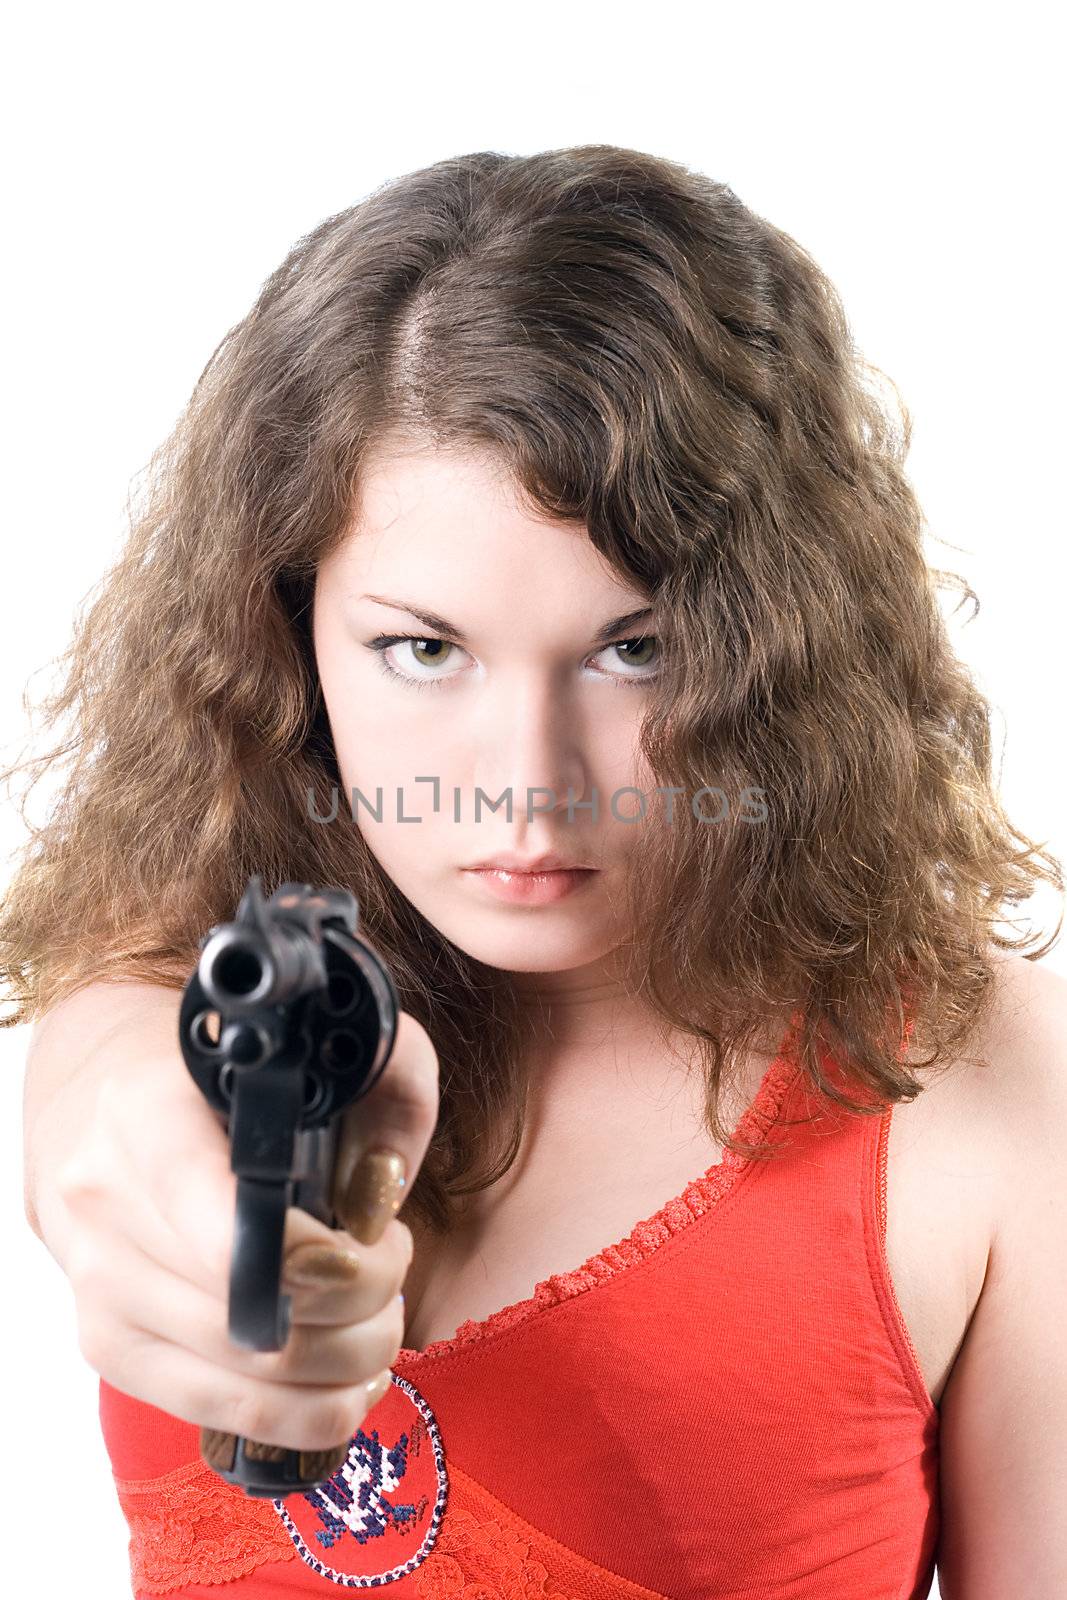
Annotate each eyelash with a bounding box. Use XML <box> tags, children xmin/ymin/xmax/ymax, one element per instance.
<box><xmin>364</xmin><ymin>633</ymin><xmax>660</xmax><ymax>693</ymax></box>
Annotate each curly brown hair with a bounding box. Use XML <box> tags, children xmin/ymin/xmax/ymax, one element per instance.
<box><xmin>2</xmin><ymin>143</ymin><xmax>1061</xmax><ymax>1235</ymax></box>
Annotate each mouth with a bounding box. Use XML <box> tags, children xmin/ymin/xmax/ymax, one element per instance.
<box><xmin>461</xmin><ymin>864</ymin><xmax>600</xmax><ymax>906</ymax></box>
<box><xmin>464</xmin><ymin>854</ymin><xmax>596</xmax><ymax>873</ymax></box>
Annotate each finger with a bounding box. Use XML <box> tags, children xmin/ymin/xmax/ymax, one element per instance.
<box><xmin>282</xmin><ymin>1217</ymin><xmax>414</xmax><ymax>1325</ymax></box>
<box><xmin>103</xmin><ymin>1065</ymin><xmax>401</xmax><ymax>1300</ymax></box>
<box><xmin>80</xmin><ymin>1145</ymin><xmax>414</xmax><ymax>1316</ymax></box>
<box><xmin>78</xmin><ymin>1228</ymin><xmax>406</xmax><ymax>1391</ymax></box>
<box><xmin>330</xmin><ymin>1010</ymin><xmax>440</xmax><ymax>1229</ymax></box>
<box><xmin>90</xmin><ymin>1318</ymin><xmax>387</xmax><ymax>1455</ymax></box>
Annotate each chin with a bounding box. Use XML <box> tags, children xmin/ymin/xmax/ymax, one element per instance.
<box><xmin>411</xmin><ymin>904</ymin><xmax>610</xmax><ymax>974</ymax></box>
<box><xmin>464</xmin><ymin>933</ymin><xmax>609</xmax><ymax>974</ymax></box>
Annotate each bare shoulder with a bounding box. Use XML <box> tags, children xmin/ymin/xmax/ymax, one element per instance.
<box><xmin>935</xmin><ymin>949</ymin><xmax>1067</xmax><ymax>1596</ymax></box>
<box><xmin>954</xmin><ymin>949</ymin><xmax>1067</xmax><ymax>1186</ymax></box>
<box><xmin>978</xmin><ymin>947</ymin><xmax>1067</xmax><ymax>1076</ymax></box>
<box><xmin>917</xmin><ymin>949</ymin><xmax>1067</xmax><ymax>1163</ymax></box>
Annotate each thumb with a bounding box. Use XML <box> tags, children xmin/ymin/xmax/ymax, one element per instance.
<box><xmin>328</xmin><ymin>1009</ymin><xmax>440</xmax><ymax>1243</ymax></box>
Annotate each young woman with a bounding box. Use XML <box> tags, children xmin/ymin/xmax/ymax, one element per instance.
<box><xmin>7</xmin><ymin>144</ymin><xmax>1066</xmax><ymax>1598</ymax></box>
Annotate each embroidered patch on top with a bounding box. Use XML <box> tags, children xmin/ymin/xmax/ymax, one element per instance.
<box><xmin>272</xmin><ymin>1370</ymin><xmax>447</xmax><ymax>1586</ymax></box>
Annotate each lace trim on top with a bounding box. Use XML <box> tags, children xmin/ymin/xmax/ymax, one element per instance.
<box><xmin>112</xmin><ymin>1431</ymin><xmax>673</xmax><ymax>1597</ymax></box>
<box><xmin>397</xmin><ymin>1036</ymin><xmax>804</xmax><ymax>1365</ymax></box>
<box><xmin>111</xmin><ymin>1456</ymin><xmax>295</xmax><ymax>1593</ymax></box>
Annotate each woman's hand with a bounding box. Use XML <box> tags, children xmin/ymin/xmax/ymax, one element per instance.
<box><xmin>48</xmin><ymin>1008</ymin><xmax>439</xmax><ymax>1455</ymax></box>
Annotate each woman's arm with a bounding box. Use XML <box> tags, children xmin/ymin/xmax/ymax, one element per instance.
<box><xmin>935</xmin><ymin>954</ymin><xmax>1067</xmax><ymax>1597</ymax></box>
<box><xmin>22</xmin><ymin>978</ymin><xmax>182</xmax><ymax>1258</ymax></box>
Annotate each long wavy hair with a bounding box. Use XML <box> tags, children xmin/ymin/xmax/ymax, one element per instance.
<box><xmin>2</xmin><ymin>143</ymin><xmax>1061</xmax><ymax>1234</ymax></box>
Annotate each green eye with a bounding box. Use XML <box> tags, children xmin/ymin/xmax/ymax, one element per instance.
<box><xmin>365</xmin><ymin>633</ymin><xmax>467</xmax><ymax>691</ymax></box>
<box><xmin>364</xmin><ymin>631</ymin><xmax>661</xmax><ymax>691</ymax></box>
<box><xmin>408</xmin><ymin>639</ymin><xmax>454</xmax><ymax>669</ymax></box>
<box><xmin>612</xmin><ymin>637</ymin><xmax>657</xmax><ymax>669</ymax></box>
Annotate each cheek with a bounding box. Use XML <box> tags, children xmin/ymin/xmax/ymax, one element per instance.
<box><xmin>328</xmin><ymin>701</ymin><xmax>424</xmax><ymax>795</ymax></box>
<box><xmin>316</xmin><ymin>651</ymin><xmax>447</xmax><ymax>803</ymax></box>
<box><xmin>594</xmin><ymin>706</ymin><xmax>652</xmax><ymax>789</ymax></box>
<box><xmin>317</xmin><ymin>681</ymin><xmax>456</xmax><ymax>860</ymax></box>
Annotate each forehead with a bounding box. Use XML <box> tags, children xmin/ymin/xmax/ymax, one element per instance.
<box><xmin>350</xmin><ymin>445</ymin><xmax>535</xmax><ymax>540</ymax></box>
<box><xmin>322</xmin><ymin>446</ymin><xmax>648</xmax><ymax>614</ymax></box>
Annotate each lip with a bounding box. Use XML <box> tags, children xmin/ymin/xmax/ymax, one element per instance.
<box><xmin>462</xmin><ymin>864</ymin><xmax>599</xmax><ymax>907</ymax></box>
<box><xmin>464</xmin><ymin>852</ymin><xmax>596</xmax><ymax>872</ymax></box>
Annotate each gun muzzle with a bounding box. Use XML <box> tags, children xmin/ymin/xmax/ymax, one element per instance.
<box><xmin>197</xmin><ymin>923</ymin><xmax>324</xmax><ymax>1011</ymax></box>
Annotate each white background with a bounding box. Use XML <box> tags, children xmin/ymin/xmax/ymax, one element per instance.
<box><xmin>2</xmin><ymin>3</ymin><xmax>1063</xmax><ymax>1594</ymax></box>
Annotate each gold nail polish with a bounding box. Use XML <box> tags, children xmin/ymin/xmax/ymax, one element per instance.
<box><xmin>343</xmin><ymin>1147</ymin><xmax>408</xmax><ymax>1247</ymax></box>
<box><xmin>284</xmin><ymin>1244</ymin><xmax>362</xmax><ymax>1288</ymax></box>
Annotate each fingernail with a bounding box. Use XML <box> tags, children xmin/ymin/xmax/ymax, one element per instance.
<box><xmin>284</xmin><ymin>1243</ymin><xmax>362</xmax><ymax>1289</ymax></box>
<box><xmin>365</xmin><ymin>1369</ymin><xmax>393</xmax><ymax>1409</ymax></box>
<box><xmin>343</xmin><ymin>1147</ymin><xmax>408</xmax><ymax>1247</ymax></box>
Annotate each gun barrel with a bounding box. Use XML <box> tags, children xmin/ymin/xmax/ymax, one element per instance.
<box><xmin>198</xmin><ymin>923</ymin><xmax>324</xmax><ymax>1011</ymax></box>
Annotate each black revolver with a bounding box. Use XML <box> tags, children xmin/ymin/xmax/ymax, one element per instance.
<box><xmin>177</xmin><ymin>874</ymin><xmax>399</xmax><ymax>1499</ymax></box>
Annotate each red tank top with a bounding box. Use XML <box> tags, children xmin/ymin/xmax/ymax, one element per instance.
<box><xmin>98</xmin><ymin>1019</ymin><xmax>940</xmax><ymax>1598</ymax></box>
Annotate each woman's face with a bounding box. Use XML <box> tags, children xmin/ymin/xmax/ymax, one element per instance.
<box><xmin>311</xmin><ymin>444</ymin><xmax>662</xmax><ymax>978</ymax></box>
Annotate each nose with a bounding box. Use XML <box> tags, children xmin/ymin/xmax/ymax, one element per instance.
<box><xmin>470</xmin><ymin>672</ymin><xmax>588</xmax><ymax>825</ymax></box>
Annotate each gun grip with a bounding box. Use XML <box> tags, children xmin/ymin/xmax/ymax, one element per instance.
<box><xmin>196</xmin><ymin>1176</ymin><xmax>353</xmax><ymax>1495</ymax></box>
<box><xmin>229</xmin><ymin>1175</ymin><xmax>293</xmax><ymax>1349</ymax></box>
<box><xmin>199</xmin><ymin>1426</ymin><xmax>351</xmax><ymax>1497</ymax></box>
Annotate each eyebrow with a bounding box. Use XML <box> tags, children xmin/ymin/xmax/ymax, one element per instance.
<box><xmin>359</xmin><ymin>593</ymin><xmax>655</xmax><ymax>648</ymax></box>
